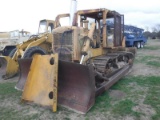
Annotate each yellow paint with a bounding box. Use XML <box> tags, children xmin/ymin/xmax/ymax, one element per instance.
<box><xmin>52</xmin><ymin>53</ymin><xmax>58</xmax><ymax>112</ymax></box>
<box><xmin>25</xmin><ymin>35</ymin><xmax>47</xmax><ymax>49</ymax></box>
<box><xmin>122</xmin><ymin>36</ymin><xmax>126</xmax><ymax>47</ymax></box>
<box><xmin>22</xmin><ymin>54</ymin><xmax>58</xmax><ymax>111</ymax></box>
<box><xmin>90</xmin><ymin>48</ymin><xmax>103</xmax><ymax>57</ymax></box>
<box><xmin>83</xmin><ymin>47</ymin><xmax>103</xmax><ymax>63</ymax></box>
<box><xmin>5</xmin><ymin>56</ymin><xmax>18</xmax><ymax>77</ymax></box>
<box><xmin>0</xmin><ymin>56</ymin><xmax>18</xmax><ymax>78</ymax></box>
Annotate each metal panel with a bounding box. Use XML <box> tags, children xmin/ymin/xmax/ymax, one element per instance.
<box><xmin>113</xmin><ymin>11</ymin><xmax>122</xmax><ymax>46</ymax></box>
<box><xmin>0</xmin><ymin>57</ymin><xmax>7</xmax><ymax>78</ymax></box>
<box><xmin>53</xmin><ymin>30</ymin><xmax>73</xmax><ymax>61</ymax></box>
<box><xmin>21</xmin><ymin>54</ymin><xmax>58</xmax><ymax>111</ymax></box>
<box><xmin>0</xmin><ymin>56</ymin><xmax>18</xmax><ymax>79</ymax></box>
<box><xmin>15</xmin><ymin>59</ymin><xmax>32</xmax><ymax>90</ymax></box>
<box><xmin>58</xmin><ymin>60</ymin><xmax>95</xmax><ymax>114</ymax></box>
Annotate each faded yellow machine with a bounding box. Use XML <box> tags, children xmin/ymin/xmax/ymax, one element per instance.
<box><xmin>0</xmin><ymin>30</ymin><xmax>30</xmax><ymax>56</ymax></box>
<box><xmin>16</xmin><ymin>7</ymin><xmax>136</xmax><ymax>114</ymax></box>
<box><xmin>0</xmin><ymin>19</ymin><xmax>55</xmax><ymax>79</ymax></box>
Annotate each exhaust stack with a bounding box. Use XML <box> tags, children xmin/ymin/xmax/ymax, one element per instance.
<box><xmin>69</xmin><ymin>0</ymin><xmax>77</xmax><ymax>26</ymax></box>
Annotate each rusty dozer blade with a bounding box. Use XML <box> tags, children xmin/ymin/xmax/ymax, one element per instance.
<box><xmin>19</xmin><ymin>54</ymin><xmax>95</xmax><ymax>114</ymax></box>
<box><xmin>0</xmin><ymin>56</ymin><xmax>18</xmax><ymax>79</ymax></box>
<box><xmin>15</xmin><ymin>59</ymin><xmax>32</xmax><ymax>91</ymax></box>
<box><xmin>22</xmin><ymin>54</ymin><xmax>59</xmax><ymax>112</ymax></box>
<box><xmin>58</xmin><ymin>60</ymin><xmax>95</xmax><ymax>114</ymax></box>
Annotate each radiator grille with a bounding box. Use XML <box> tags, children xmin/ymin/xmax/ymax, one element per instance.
<box><xmin>53</xmin><ymin>31</ymin><xmax>73</xmax><ymax>61</ymax></box>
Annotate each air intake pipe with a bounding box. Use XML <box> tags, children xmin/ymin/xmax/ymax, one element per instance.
<box><xmin>69</xmin><ymin>0</ymin><xmax>77</xmax><ymax>26</ymax></box>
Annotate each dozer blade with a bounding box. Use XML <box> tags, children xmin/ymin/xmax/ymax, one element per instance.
<box><xmin>15</xmin><ymin>59</ymin><xmax>32</xmax><ymax>91</ymax></box>
<box><xmin>19</xmin><ymin>54</ymin><xmax>95</xmax><ymax>114</ymax></box>
<box><xmin>58</xmin><ymin>60</ymin><xmax>95</xmax><ymax>114</ymax></box>
<box><xmin>21</xmin><ymin>54</ymin><xmax>59</xmax><ymax>112</ymax></box>
<box><xmin>0</xmin><ymin>56</ymin><xmax>18</xmax><ymax>79</ymax></box>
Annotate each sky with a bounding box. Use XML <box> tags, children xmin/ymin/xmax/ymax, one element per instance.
<box><xmin>0</xmin><ymin>0</ymin><xmax>160</xmax><ymax>33</ymax></box>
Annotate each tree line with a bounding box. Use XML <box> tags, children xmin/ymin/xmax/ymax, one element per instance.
<box><xmin>144</xmin><ymin>25</ymin><xmax>160</xmax><ymax>39</ymax></box>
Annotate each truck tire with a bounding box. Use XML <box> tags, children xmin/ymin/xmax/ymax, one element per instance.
<box><xmin>135</xmin><ymin>42</ymin><xmax>141</xmax><ymax>49</ymax></box>
<box><xmin>23</xmin><ymin>46</ymin><xmax>46</xmax><ymax>58</ymax></box>
<box><xmin>140</xmin><ymin>42</ymin><xmax>144</xmax><ymax>48</ymax></box>
<box><xmin>9</xmin><ymin>48</ymin><xmax>17</xmax><ymax>58</ymax></box>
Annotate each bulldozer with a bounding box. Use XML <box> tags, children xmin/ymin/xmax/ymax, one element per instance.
<box><xmin>16</xmin><ymin>1</ymin><xmax>136</xmax><ymax>114</ymax></box>
<box><xmin>0</xmin><ymin>19</ymin><xmax>55</xmax><ymax>79</ymax></box>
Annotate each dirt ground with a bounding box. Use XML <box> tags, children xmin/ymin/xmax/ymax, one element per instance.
<box><xmin>0</xmin><ymin>39</ymin><xmax>160</xmax><ymax>120</ymax></box>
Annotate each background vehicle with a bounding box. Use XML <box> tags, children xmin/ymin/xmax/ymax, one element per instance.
<box><xmin>0</xmin><ymin>19</ymin><xmax>55</xmax><ymax>79</ymax></box>
<box><xmin>124</xmin><ymin>25</ymin><xmax>147</xmax><ymax>48</ymax></box>
<box><xmin>0</xmin><ymin>30</ymin><xmax>30</xmax><ymax>56</ymax></box>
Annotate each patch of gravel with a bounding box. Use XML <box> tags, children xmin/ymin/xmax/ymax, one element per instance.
<box><xmin>133</xmin><ymin>104</ymin><xmax>156</xmax><ymax>115</ymax></box>
<box><xmin>140</xmin><ymin>115</ymin><xmax>151</xmax><ymax>120</ymax></box>
<box><xmin>133</xmin><ymin>104</ymin><xmax>156</xmax><ymax>119</ymax></box>
<box><xmin>109</xmin><ymin>90</ymin><xmax>126</xmax><ymax>100</ymax></box>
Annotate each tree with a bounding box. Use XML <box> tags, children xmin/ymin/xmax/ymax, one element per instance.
<box><xmin>152</xmin><ymin>27</ymin><xmax>158</xmax><ymax>32</ymax></box>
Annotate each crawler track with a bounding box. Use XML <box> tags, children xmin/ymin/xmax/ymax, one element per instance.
<box><xmin>88</xmin><ymin>51</ymin><xmax>134</xmax><ymax>96</ymax></box>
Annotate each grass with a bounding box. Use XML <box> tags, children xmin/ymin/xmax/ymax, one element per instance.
<box><xmin>0</xmin><ymin>82</ymin><xmax>41</xmax><ymax>120</ymax></box>
<box><xmin>0</xmin><ymin>82</ymin><xmax>20</xmax><ymax>95</ymax></box>
<box><xmin>135</xmin><ymin>40</ymin><xmax>160</xmax><ymax>68</ymax></box>
<box><xmin>112</xmin><ymin>99</ymin><xmax>140</xmax><ymax>117</ymax></box>
<box><xmin>0</xmin><ymin>82</ymin><xmax>21</xmax><ymax>100</ymax></box>
<box><xmin>144</xmin><ymin>86</ymin><xmax>160</xmax><ymax>120</ymax></box>
<box><xmin>147</xmin><ymin>61</ymin><xmax>160</xmax><ymax>67</ymax></box>
<box><xmin>89</xmin><ymin>92</ymin><xmax>111</xmax><ymax>113</ymax></box>
<box><xmin>111</xmin><ymin>76</ymin><xmax>160</xmax><ymax>119</ymax></box>
<box><xmin>112</xmin><ymin>76</ymin><xmax>160</xmax><ymax>89</ymax></box>
<box><xmin>1</xmin><ymin>38</ymin><xmax>160</xmax><ymax>120</ymax></box>
<box><xmin>143</xmin><ymin>46</ymin><xmax>160</xmax><ymax>50</ymax></box>
<box><xmin>88</xmin><ymin>76</ymin><xmax>160</xmax><ymax>119</ymax></box>
<box><xmin>93</xmin><ymin>76</ymin><xmax>160</xmax><ymax>120</ymax></box>
<box><xmin>135</xmin><ymin>55</ymin><xmax>160</xmax><ymax>67</ymax></box>
<box><xmin>136</xmin><ymin>55</ymin><xmax>159</xmax><ymax>62</ymax></box>
<box><xmin>1</xmin><ymin>76</ymin><xmax>160</xmax><ymax>120</ymax></box>
<box><xmin>0</xmin><ymin>107</ymin><xmax>39</xmax><ymax>120</ymax></box>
